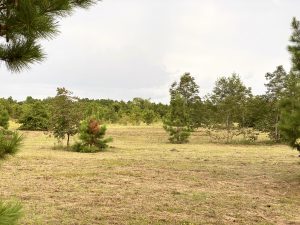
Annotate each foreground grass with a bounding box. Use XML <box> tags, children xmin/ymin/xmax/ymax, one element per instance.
<box><xmin>0</xmin><ymin>125</ymin><xmax>299</xmax><ymax>225</ymax></box>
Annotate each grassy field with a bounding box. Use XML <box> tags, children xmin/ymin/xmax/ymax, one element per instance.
<box><xmin>0</xmin><ymin>125</ymin><xmax>299</xmax><ymax>225</ymax></box>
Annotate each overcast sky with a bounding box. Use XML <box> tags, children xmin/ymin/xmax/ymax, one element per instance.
<box><xmin>0</xmin><ymin>0</ymin><xmax>299</xmax><ymax>103</ymax></box>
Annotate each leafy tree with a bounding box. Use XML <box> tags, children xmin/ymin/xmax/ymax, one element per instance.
<box><xmin>279</xmin><ymin>18</ymin><xmax>300</xmax><ymax>151</ymax></box>
<box><xmin>0</xmin><ymin>0</ymin><xmax>97</xmax><ymax>72</ymax></box>
<box><xmin>209</xmin><ymin>73</ymin><xmax>252</xmax><ymax>143</ymax></box>
<box><xmin>243</xmin><ymin>95</ymin><xmax>271</xmax><ymax>128</ymax></box>
<box><xmin>0</xmin><ymin>98</ymin><xmax>17</xmax><ymax>119</ymax></box>
<box><xmin>264</xmin><ymin>66</ymin><xmax>288</xmax><ymax>141</ymax></box>
<box><xmin>164</xmin><ymin>73</ymin><xmax>200</xmax><ymax>143</ymax></box>
<box><xmin>154</xmin><ymin>103</ymin><xmax>169</xmax><ymax>119</ymax></box>
<box><xmin>18</xmin><ymin>101</ymin><xmax>49</xmax><ymax>131</ymax></box>
<box><xmin>72</xmin><ymin>118</ymin><xmax>112</xmax><ymax>153</ymax></box>
<box><xmin>50</xmin><ymin>87</ymin><xmax>81</xmax><ymax>147</ymax></box>
<box><xmin>0</xmin><ymin>106</ymin><xmax>9</xmax><ymax>129</ymax></box>
<box><xmin>143</xmin><ymin>109</ymin><xmax>156</xmax><ymax>125</ymax></box>
<box><xmin>169</xmin><ymin>72</ymin><xmax>202</xmax><ymax>129</ymax></box>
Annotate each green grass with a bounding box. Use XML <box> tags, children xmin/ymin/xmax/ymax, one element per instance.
<box><xmin>0</xmin><ymin>125</ymin><xmax>299</xmax><ymax>224</ymax></box>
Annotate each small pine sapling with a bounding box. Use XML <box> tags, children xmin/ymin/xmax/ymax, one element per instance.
<box><xmin>73</xmin><ymin>118</ymin><xmax>112</xmax><ymax>153</ymax></box>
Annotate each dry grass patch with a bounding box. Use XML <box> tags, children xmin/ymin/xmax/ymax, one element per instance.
<box><xmin>0</xmin><ymin>125</ymin><xmax>299</xmax><ymax>224</ymax></box>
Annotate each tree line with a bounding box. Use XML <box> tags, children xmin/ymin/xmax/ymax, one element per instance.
<box><xmin>164</xmin><ymin>18</ymin><xmax>300</xmax><ymax>151</ymax></box>
<box><xmin>0</xmin><ymin>59</ymin><xmax>298</xmax><ymax>148</ymax></box>
<box><xmin>0</xmin><ymin>92</ymin><xmax>168</xmax><ymax>128</ymax></box>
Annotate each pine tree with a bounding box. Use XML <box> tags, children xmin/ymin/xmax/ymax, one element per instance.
<box><xmin>279</xmin><ymin>17</ymin><xmax>300</xmax><ymax>151</ymax></box>
<box><xmin>0</xmin><ymin>116</ymin><xmax>23</xmax><ymax>225</ymax></box>
<box><xmin>72</xmin><ymin>117</ymin><xmax>112</xmax><ymax>153</ymax></box>
<box><xmin>0</xmin><ymin>0</ymin><xmax>97</xmax><ymax>72</ymax></box>
<box><xmin>279</xmin><ymin>72</ymin><xmax>300</xmax><ymax>151</ymax></box>
<box><xmin>163</xmin><ymin>94</ymin><xmax>191</xmax><ymax>144</ymax></box>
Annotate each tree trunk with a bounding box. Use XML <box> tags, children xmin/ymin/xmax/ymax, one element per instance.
<box><xmin>226</xmin><ymin>114</ymin><xmax>230</xmax><ymax>143</ymax></box>
<box><xmin>275</xmin><ymin>112</ymin><xmax>280</xmax><ymax>142</ymax></box>
<box><xmin>67</xmin><ymin>134</ymin><xmax>70</xmax><ymax>149</ymax></box>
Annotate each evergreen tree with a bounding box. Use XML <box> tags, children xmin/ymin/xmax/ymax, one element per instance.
<box><xmin>0</xmin><ymin>116</ymin><xmax>23</xmax><ymax>225</ymax></box>
<box><xmin>72</xmin><ymin>117</ymin><xmax>112</xmax><ymax>153</ymax></box>
<box><xmin>0</xmin><ymin>0</ymin><xmax>97</xmax><ymax>72</ymax></box>
<box><xmin>279</xmin><ymin>18</ymin><xmax>300</xmax><ymax>151</ymax></box>
<box><xmin>163</xmin><ymin>94</ymin><xmax>191</xmax><ymax>144</ymax></box>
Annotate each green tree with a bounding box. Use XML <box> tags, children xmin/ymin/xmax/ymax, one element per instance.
<box><xmin>164</xmin><ymin>94</ymin><xmax>191</xmax><ymax>143</ymax></box>
<box><xmin>128</xmin><ymin>105</ymin><xmax>143</xmax><ymax>125</ymax></box>
<box><xmin>264</xmin><ymin>66</ymin><xmax>288</xmax><ymax>141</ymax></box>
<box><xmin>50</xmin><ymin>87</ymin><xmax>81</xmax><ymax>148</ymax></box>
<box><xmin>0</xmin><ymin>106</ymin><xmax>9</xmax><ymax>129</ymax></box>
<box><xmin>18</xmin><ymin>101</ymin><xmax>49</xmax><ymax>131</ymax></box>
<box><xmin>279</xmin><ymin>72</ymin><xmax>300</xmax><ymax>151</ymax></box>
<box><xmin>164</xmin><ymin>73</ymin><xmax>200</xmax><ymax>143</ymax></box>
<box><xmin>279</xmin><ymin>18</ymin><xmax>300</xmax><ymax>151</ymax></box>
<box><xmin>0</xmin><ymin>125</ymin><xmax>23</xmax><ymax>225</ymax></box>
<box><xmin>143</xmin><ymin>109</ymin><xmax>156</xmax><ymax>125</ymax></box>
<box><xmin>210</xmin><ymin>73</ymin><xmax>252</xmax><ymax>143</ymax></box>
<box><xmin>0</xmin><ymin>0</ymin><xmax>97</xmax><ymax>72</ymax></box>
<box><xmin>72</xmin><ymin>117</ymin><xmax>112</xmax><ymax>153</ymax></box>
<box><xmin>169</xmin><ymin>72</ymin><xmax>202</xmax><ymax>129</ymax></box>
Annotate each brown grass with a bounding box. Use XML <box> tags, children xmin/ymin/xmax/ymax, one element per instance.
<box><xmin>0</xmin><ymin>125</ymin><xmax>299</xmax><ymax>225</ymax></box>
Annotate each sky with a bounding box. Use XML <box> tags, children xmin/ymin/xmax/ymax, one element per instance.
<box><xmin>0</xmin><ymin>0</ymin><xmax>299</xmax><ymax>103</ymax></box>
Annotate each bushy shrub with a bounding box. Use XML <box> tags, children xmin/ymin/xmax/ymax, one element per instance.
<box><xmin>143</xmin><ymin>109</ymin><xmax>156</xmax><ymax>125</ymax></box>
<box><xmin>0</xmin><ymin>201</ymin><xmax>22</xmax><ymax>225</ymax></box>
<box><xmin>0</xmin><ymin>129</ymin><xmax>23</xmax><ymax>159</ymax></box>
<box><xmin>205</xmin><ymin>125</ymin><xmax>259</xmax><ymax>144</ymax></box>
<box><xmin>71</xmin><ymin>118</ymin><xmax>112</xmax><ymax>153</ymax></box>
<box><xmin>72</xmin><ymin>143</ymin><xmax>102</xmax><ymax>153</ymax></box>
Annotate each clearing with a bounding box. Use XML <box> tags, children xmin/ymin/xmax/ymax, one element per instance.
<box><xmin>0</xmin><ymin>125</ymin><xmax>299</xmax><ymax>225</ymax></box>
